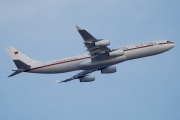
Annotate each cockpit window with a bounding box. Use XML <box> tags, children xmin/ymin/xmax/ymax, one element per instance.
<box><xmin>167</xmin><ymin>41</ymin><xmax>170</xmax><ymax>42</ymax></box>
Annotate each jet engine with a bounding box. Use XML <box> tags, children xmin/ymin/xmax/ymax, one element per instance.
<box><xmin>108</xmin><ymin>49</ymin><xmax>124</xmax><ymax>57</ymax></box>
<box><xmin>101</xmin><ymin>66</ymin><xmax>116</xmax><ymax>74</ymax></box>
<box><xmin>95</xmin><ymin>39</ymin><xmax>110</xmax><ymax>47</ymax></box>
<box><xmin>79</xmin><ymin>75</ymin><xmax>95</xmax><ymax>82</ymax></box>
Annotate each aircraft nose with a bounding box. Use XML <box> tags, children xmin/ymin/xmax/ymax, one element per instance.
<box><xmin>165</xmin><ymin>42</ymin><xmax>175</xmax><ymax>51</ymax></box>
<box><xmin>169</xmin><ymin>42</ymin><xmax>175</xmax><ymax>49</ymax></box>
<box><xmin>158</xmin><ymin>42</ymin><xmax>175</xmax><ymax>53</ymax></box>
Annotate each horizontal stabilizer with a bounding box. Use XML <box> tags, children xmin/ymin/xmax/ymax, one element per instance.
<box><xmin>8</xmin><ymin>69</ymin><xmax>25</xmax><ymax>77</ymax></box>
<box><xmin>8</xmin><ymin>71</ymin><xmax>21</xmax><ymax>77</ymax></box>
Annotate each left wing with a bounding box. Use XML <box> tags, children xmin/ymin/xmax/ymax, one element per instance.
<box><xmin>55</xmin><ymin>69</ymin><xmax>96</xmax><ymax>83</ymax></box>
<box><xmin>76</xmin><ymin>26</ymin><xmax>111</xmax><ymax>62</ymax></box>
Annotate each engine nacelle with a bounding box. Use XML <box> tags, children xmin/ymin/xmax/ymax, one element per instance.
<box><xmin>108</xmin><ymin>49</ymin><xmax>124</xmax><ymax>57</ymax></box>
<box><xmin>95</xmin><ymin>39</ymin><xmax>110</xmax><ymax>47</ymax></box>
<box><xmin>79</xmin><ymin>75</ymin><xmax>95</xmax><ymax>82</ymax></box>
<box><xmin>101</xmin><ymin>66</ymin><xmax>116</xmax><ymax>74</ymax></box>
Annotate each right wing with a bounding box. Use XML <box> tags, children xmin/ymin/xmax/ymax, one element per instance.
<box><xmin>55</xmin><ymin>69</ymin><xmax>97</xmax><ymax>83</ymax></box>
<box><xmin>76</xmin><ymin>26</ymin><xmax>111</xmax><ymax>62</ymax></box>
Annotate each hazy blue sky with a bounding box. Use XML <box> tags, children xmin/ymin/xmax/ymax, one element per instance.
<box><xmin>1</xmin><ymin>0</ymin><xmax>180</xmax><ymax>120</ymax></box>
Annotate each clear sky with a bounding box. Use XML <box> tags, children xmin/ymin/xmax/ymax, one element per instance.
<box><xmin>0</xmin><ymin>0</ymin><xmax>180</xmax><ymax>120</ymax></box>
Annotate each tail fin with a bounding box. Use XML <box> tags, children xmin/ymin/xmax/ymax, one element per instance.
<box><xmin>6</xmin><ymin>47</ymin><xmax>39</xmax><ymax>77</ymax></box>
<box><xmin>6</xmin><ymin>47</ymin><xmax>38</xmax><ymax>70</ymax></box>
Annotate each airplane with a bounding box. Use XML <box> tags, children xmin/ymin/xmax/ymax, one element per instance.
<box><xmin>6</xmin><ymin>26</ymin><xmax>175</xmax><ymax>83</ymax></box>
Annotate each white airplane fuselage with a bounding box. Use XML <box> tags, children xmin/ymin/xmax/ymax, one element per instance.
<box><xmin>25</xmin><ymin>40</ymin><xmax>175</xmax><ymax>74</ymax></box>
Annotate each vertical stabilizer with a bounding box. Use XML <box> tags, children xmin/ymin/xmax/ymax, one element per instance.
<box><xmin>6</xmin><ymin>47</ymin><xmax>38</xmax><ymax>69</ymax></box>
